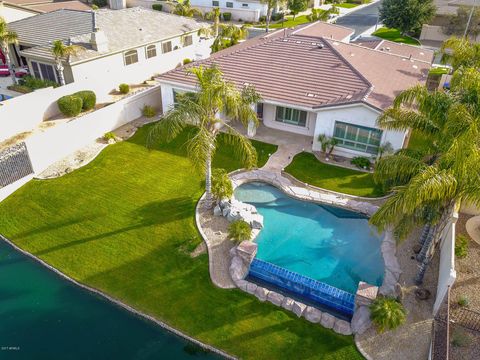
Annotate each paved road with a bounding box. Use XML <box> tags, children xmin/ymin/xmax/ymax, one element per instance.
<box><xmin>335</xmin><ymin>1</ymin><xmax>382</xmax><ymax>38</ymax></box>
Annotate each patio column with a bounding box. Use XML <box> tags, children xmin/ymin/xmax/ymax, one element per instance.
<box><xmin>247</xmin><ymin>104</ymin><xmax>257</xmax><ymax>137</ymax></box>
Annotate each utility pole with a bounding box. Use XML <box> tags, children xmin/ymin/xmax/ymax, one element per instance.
<box><xmin>464</xmin><ymin>0</ymin><xmax>478</xmax><ymax>39</ymax></box>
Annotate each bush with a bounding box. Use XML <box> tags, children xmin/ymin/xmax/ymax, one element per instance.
<box><xmin>74</xmin><ymin>90</ymin><xmax>96</xmax><ymax>111</ymax></box>
<box><xmin>271</xmin><ymin>13</ymin><xmax>284</xmax><ymax>21</ymax></box>
<box><xmin>142</xmin><ymin>105</ymin><xmax>157</xmax><ymax>118</ymax></box>
<box><xmin>228</xmin><ymin>220</ymin><xmax>252</xmax><ymax>242</ymax></box>
<box><xmin>351</xmin><ymin>156</ymin><xmax>372</xmax><ymax>169</ymax></box>
<box><xmin>92</xmin><ymin>0</ymin><xmax>107</xmax><ymax>7</ymax></box>
<box><xmin>222</xmin><ymin>12</ymin><xmax>232</xmax><ymax>21</ymax></box>
<box><xmin>91</xmin><ymin>4</ymin><xmax>99</xmax><ymax>10</ymax></box>
<box><xmin>455</xmin><ymin>234</ymin><xmax>469</xmax><ymax>258</ymax></box>
<box><xmin>7</xmin><ymin>84</ymin><xmax>32</xmax><ymax>93</ymax></box>
<box><xmin>457</xmin><ymin>296</ymin><xmax>469</xmax><ymax>307</ymax></box>
<box><xmin>103</xmin><ymin>132</ymin><xmax>116</xmax><ymax>141</ymax></box>
<box><xmin>119</xmin><ymin>83</ymin><xmax>130</xmax><ymax>94</ymax></box>
<box><xmin>57</xmin><ymin>95</ymin><xmax>83</xmax><ymax>117</ymax></box>
<box><xmin>370</xmin><ymin>297</ymin><xmax>406</xmax><ymax>333</ymax></box>
<box><xmin>20</xmin><ymin>75</ymin><xmax>58</xmax><ymax>90</ymax></box>
<box><xmin>152</xmin><ymin>3</ymin><xmax>163</xmax><ymax>11</ymax></box>
<box><xmin>451</xmin><ymin>328</ymin><xmax>470</xmax><ymax>347</ymax></box>
<box><xmin>212</xmin><ymin>168</ymin><xmax>233</xmax><ymax>200</ymax></box>
<box><xmin>183</xmin><ymin>58</ymin><xmax>192</xmax><ymax>65</ymax></box>
<box><xmin>259</xmin><ymin>15</ymin><xmax>267</xmax><ymax>22</ymax></box>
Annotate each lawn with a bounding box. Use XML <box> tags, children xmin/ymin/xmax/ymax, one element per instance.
<box><xmin>285</xmin><ymin>152</ymin><xmax>385</xmax><ymax>197</ymax></box>
<box><xmin>372</xmin><ymin>27</ymin><xmax>420</xmax><ymax>46</ymax></box>
<box><xmin>336</xmin><ymin>3</ymin><xmax>359</xmax><ymax>8</ymax></box>
<box><xmin>0</xmin><ymin>125</ymin><xmax>362</xmax><ymax>360</ymax></box>
<box><xmin>407</xmin><ymin>130</ymin><xmax>433</xmax><ymax>153</ymax></box>
<box><xmin>258</xmin><ymin>15</ymin><xmax>311</xmax><ymax>29</ymax></box>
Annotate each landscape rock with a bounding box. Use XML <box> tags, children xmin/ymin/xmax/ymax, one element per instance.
<box><xmin>351</xmin><ymin>305</ymin><xmax>372</xmax><ymax>335</ymax></box>
<box><xmin>255</xmin><ymin>287</ymin><xmax>270</xmax><ymax>302</ymax></box>
<box><xmin>281</xmin><ymin>297</ymin><xmax>295</xmax><ymax>311</ymax></box>
<box><xmin>304</xmin><ymin>306</ymin><xmax>323</xmax><ymax>323</ymax></box>
<box><xmin>229</xmin><ymin>256</ymin><xmax>248</xmax><ymax>281</ymax></box>
<box><xmin>222</xmin><ymin>207</ymin><xmax>231</xmax><ymax>217</ymax></box>
<box><xmin>320</xmin><ymin>312</ymin><xmax>336</xmax><ymax>329</ymax></box>
<box><xmin>213</xmin><ymin>205</ymin><xmax>222</xmax><ymax>217</ymax></box>
<box><xmin>249</xmin><ymin>213</ymin><xmax>264</xmax><ymax>229</ymax></box>
<box><xmin>333</xmin><ymin>319</ymin><xmax>352</xmax><ymax>336</ymax></box>
<box><xmin>379</xmin><ymin>269</ymin><xmax>398</xmax><ymax>296</ymax></box>
<box><xmin>234</xmin><ymin>279</ymin><xmax>249</xmax><ymax>291</ymax></box>
<box><xmin>267</xmin><ymin>291</ymin><xmax>284</xmax><ymax>306</ymax></box>
<box><xmin>236</xmin><ymin>241</ymin><xmax>258</xmax><ymax>264</ymax></box>
<box><xmin>246</xmin><ymin>282</ymin><xmax>258</xmax><ymax>294</ymax></box>
<box><xmin>292</xmin><ymin>301</ymin><xmax>307</xmax><ymax>317</ymax></box>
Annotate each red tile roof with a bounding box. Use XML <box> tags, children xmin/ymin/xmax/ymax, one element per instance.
<box><xmin>350</xmin><ymin>39</ymin><xmax>434</xmax><ymax>63</ymax></box>
<box><xmin>291</xmin><ymin>21</ymin><xmax>354</xmax><ymax>41</ymax></box>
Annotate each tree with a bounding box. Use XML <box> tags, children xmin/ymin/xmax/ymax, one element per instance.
<box><xmin>51</xmin><ymin>40</ymin><xmax>83</xmax><ymax>86</ymax></box>
<box><xmin>0</xmin><ymin>17</ymin><xmax>18</xmax><ymax>85</ymax></box>
<box><xmin>370</xmin><ymin>297</ymin><xmax>407</xmax><ymax>333</ymax></box>
<box><xmin>379</xmin><ymin>0</ymin><xmax>436</xmax><ymax>35</ymax></box>
<box><xmin>202</xmin><ymin>23</ymin><xmax>251</xmax><ymax>53</ymax></box>
<box><xmin>377</xmin><ymin>142</ymin><xmax>394</xmax><ymax>161</ymax></box>
<box><xmin>211</xmin><ymin>168</ymin><xmax>233</xmax><ymax>200</ymax></box>
<box><xmin>288</xmin><ymin>0</ymin><xmax>308</xmax><ymax>20</ymax></box>
<box><xmin>441</xmin><ymin>37</ymin><xmax>480</xmax><ymax>71</ymax></box>
<box><xmin>443</xmin><ymin>6</ymin><xmax>480</xmax><ymax>40</ymax></box>
<box><xmin>148</xmin><ymin>65</ymin><xmax>261</xmax><ymax>208</ymax></box>
<box><xmin>172</xmin><ymin>0</ymin><xmax>202</xmax><ymax>18</ymax></box>
<box><xmin>260</xmin><ymin>0</ymin><xmax>286</xmax><ymax>33</ymax></box>
<box><xmin>307</xmin><ymin>6</ymin><xmax>339</xmax><ymax>22</ymax></box>
<box><xmin>203</xmin><ymin>7</ymin><xmax>221</xmax><ymax>37</ymax></box>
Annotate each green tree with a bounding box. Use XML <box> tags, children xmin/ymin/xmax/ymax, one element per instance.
<box><xmin>0</xmin><ymin>16</ymin><xmax>18</xmax><ymax>85</ymax></box>
<box><xmin>379</xmin><ymin>0</ymin><xmax>436</xmax><ymax>35</ymax></box>
<box><xmin>51</xmin><ymin>40</ymin><xmax>83</xmax><ymax>86</ymax></box>
<box><xmin>288</xmin><ymin>0</ymin><xmax>308</xmax><ymax>20</ymax></box>
<box><xmin>148</xmin><ymin>65</ymin><xmax>261</xmax><ymax>208</ymax></box>
<box><xmin>203</xmin><ymin>7</ymin><xmax>221</xmax><ymax>37</ymax></box>
<box><xmin>370</xmin><ymin>297</ymin><xmax>406</xmax><ymax>333</ymax></box>
<box><xmin>443</xmin><ymin>6</ymin><xmax>480</xmax><ymax>40</ymax></box>
<box><xmin>212</xmin><ymin>168</ymin><xmax>233</xmax><ymax>200</ymax></box>
<box><xmin>202</xmin><ymin>23</ymin><xmax>250</xmax><ymax>53</ymax></box>
<box><xmin>260</xmin><ymin>0</ymin><xmax>286</xmax><ymax>33</ymax></box>
<box><xmin>307</xmin><ymin>6</ymin><xmax>339</xmax><ymax>22</ymax></box>
<box><xmin>441</xmin><ymin>37</ymin><xmax>480</xmax><ymax>71</ymax></box>
<box><xmin>172</xmin><ymin>0</ymin><xmax>202</xmax><ymax>17</ymax></box>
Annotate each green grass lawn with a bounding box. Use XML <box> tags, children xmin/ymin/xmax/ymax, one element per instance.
<box><xmin>0</xmin><ymin>125</ymin><xmax>362</xmax><ymax>360</ymax></box>
<box><xmin>258</xmin><ymin>15</ymin><xmax>311</xmax><ymax>29</ymax></box>
<box><xmin>407</xmin><ymin>130</ymin><xmax>433</xmax><ymax>153</ymax></box>
<box><xmin>285</xmin><ymin>152</ymin><xmax>385</xmax><ymax>197</ymax></box>
<box><xmin>372</xmin><ymin>27</ymin><xmax>420</xmax><ymax>46</ymax></box>
<box><xmin>336</xmin><ymin>3</ymin><xmax>359</xmax><ymax>8</ymax></box>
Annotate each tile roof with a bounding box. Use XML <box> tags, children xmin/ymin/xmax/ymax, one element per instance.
<box><xmin>351</xmin><ymin>39</ymin><xmax>434</xmax><ymax>63</ymax></box>
<box><xmin>29</xmin><ymin>1</ymin><xmax>91</xmax><ymax>12</ymax></box>
<box><xmin>291</xmin><ymin>21</ymin><xmax>354</xmax><ymax>41</ymax></box>
<box><xmin>159</xmin><ymin>35</ymin><xmax>372</xmax><ymax>108</ymax></box>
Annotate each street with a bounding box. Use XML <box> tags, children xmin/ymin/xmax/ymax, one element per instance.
<box><xmin>335</xmin><ymin>1</ymin><xmax>382</xmax><ymax>38</ymax></box>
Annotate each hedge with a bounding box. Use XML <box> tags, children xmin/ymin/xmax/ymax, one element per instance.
<box><xmin>222</xmin><ymin>12</ymin><xmax>232</xmax><ymax>21</ymax></box>
<box><xmin>74</xmin><ymin>90</ymin><xmax>96</xmax><ymax>111</ymax></box>
<box><xmin>58</xmin><ymin>95</ymin><xmax>83</xmax><ymax>117</ymax></box>
<box><xmin>152</xmin><ymin>3</ymin><xmax>162</xmax><ymax>11</ymax></box>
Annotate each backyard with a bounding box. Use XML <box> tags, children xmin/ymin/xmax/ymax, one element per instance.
<box><xmin>0</xmin><ymin>125</ymin><xmax>363</xmax><ymax>360</ymax></box>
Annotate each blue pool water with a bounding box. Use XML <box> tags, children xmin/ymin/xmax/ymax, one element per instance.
<box><xmin>234</xmin><ymin>182</ymin><xmax>384</xmax><ymax>294</ymax></box>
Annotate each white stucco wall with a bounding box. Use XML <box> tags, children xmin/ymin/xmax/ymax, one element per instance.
<box><xmin>160</xmin><ymin>82</ymin><xmax>196</xmax><ymax>114</ymax></box>
<box><xmin>0</xmin><ymin>5</ymin><xmax>37</xmax><ymax>23</ymax></box>
<box><xmin>190</xmin><ymin>0</ymin><xmax>267</xmax><ymax>17</ymax></box>
<box><xmin>262</xmin><ymin>103</ymin><xmax>316</xmax><ymax>136</ymax></box>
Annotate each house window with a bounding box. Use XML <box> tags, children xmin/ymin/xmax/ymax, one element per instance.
<box><xmin>162</xmin><ymin>41</ymin><xmax>172</xmax><ymax>54</ymax></box>
<box><xmin>256</xmin><ymin>103</ymin><xmax>263</xmax><ymax>119</ymax></box>
<box><xmin>124</xmin><ymin>50</ymin><xmax>138</xmax><ymax>65</ymax></box>
<box><xmin>39</xmin><ymin>63</ymin><xmax>56</xmax><ymax>82</ymax></box>
<box><xmin>212</xmin><ymin>0</ymin><xmax>219</xmax><ymax>6</ymax></box>
<box><xmin>242</xmin><ymin>3</ymin><xmax>249</xmax><ymax>7</ymax></box>
<box><xmin>226</xmin><ymin>2</ymin><xmax>233</xmax><ymax>7</ymax></box>
<box><xmin>145</xmin><ymin>45</ymin><xmax>157</xmax><ymax>59</ymax></box>
<box><xmin>183</xmin><ymin>35</ymin><xmax>193</xmax><ymax>47</ymax></box>
<box><xmin>275</xmin><ymin>106</ymin><xmax>307</xmax><ymax>127</ymax></box>
<box><xmin>173</xmin><ymin>88</ymin><xmax>189</xmax><ymax>108</ymax></box>
<box><xmin>31</xmin><ymin>61</ymin><xmax>41</xmax><ymax>79</ymax></box>
<box><xmin>333</xmin><ymin>121</ymin><xmax>383</xmax><ymax>154</ymax></box>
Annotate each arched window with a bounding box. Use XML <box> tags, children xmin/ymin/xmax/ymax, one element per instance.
<box><xmin>145</xmin><ymin>45</ymin><xmax>157</xmax><ymax>59</ymax></box>
<box><xmin>124</xmin><ymin>50</ymin><xmax>138</xmax><ymax>66</ymax></box>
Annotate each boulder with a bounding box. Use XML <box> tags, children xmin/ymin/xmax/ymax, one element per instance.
<box><xmin>246</xmin><ymin>282</ymin><xmax>258</xmax><ymax>294</ymax></box>
<box><xmin>229</xmin><ymin>247</ymin><xmax>237</xmax><ymax>258</ymax></box>
<box><xmin>249</xmin><ymin>213</ymin><xmax>264</xmax><ymax>229</ymax></box>
<box><xmin>292</xmin><ymin>301</ymin><xmax>307</xmax><ymax>317</ymax></box>
<box><xmin>213</xmin><ymin>205</ymin><xmax>222</xmax><ymax>217</ymax></box>
<box><xmin>267</xmin><ymin>291</ymin><xmax>284</xmax><ymax>306</ymax></box>
<box><xmin>222</xmin><ymin>207</ymin><xmax>231</xmax><ymax>217</ymax></box>
<box><xmin>229</xmin><ymin>256</ymin><xmax>248</xmax><ymax>281</ymax></box>
<box><xmin>333</xmin><ymin>319</ymin><xmax>352</xmax><ymax>336</ymax></box>
<box><xmin>320</xmin><ymin>312</ymin><xmax>336</xmax><ymax>329</ymax></box>
<box><xmin>219</xmin><ymin>198</ymin><xmax>230</xmax><ymax>209</ymax></box>
<box><xmin>234</xmin><ymin>279</ymin><xmax>249</xmax><ymax>291</ymax></box>
<box><xmin>281</xmin><ymin>297</ymin><xmax>295</xmax><ymax>311</ymax></box>
<box><xmin>226</xmin><ymin>209</ymin><xmax>243</xmax><ymax>222</ymax></box>
<box><xmin>304</xmin><ymin>306</ymin><xmax>323</xmax><ymax>323</ymax></box>
<box><xmin>236</xmin><ymin>241</ymin><xmax>258</xmax><ymax>264</ymax></box>
<box><xmin>255</xmin><ymin>287</ymin><xmax>270</xmax><ymax>302</ymax></box>
<box><xmin>379</xmin><ymin>269</ymin><xmax>398</xmax><ymax>296</ymax></box>
<box><xmin>351</xmin><ymin>305</ymin><xmax>372</xmax><ymax>335</ymax></box>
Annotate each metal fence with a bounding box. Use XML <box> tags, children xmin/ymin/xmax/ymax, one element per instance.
<box><xmin>0</xmin><ymin>142</ymin><xmax>34</xmax><ymax>188</ymax></box>
<box><xmin>431</xmin><ymin>287</ymin><xmax>450</xmax><ymax>360</ymax></box>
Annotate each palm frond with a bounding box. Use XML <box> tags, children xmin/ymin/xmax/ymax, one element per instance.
<box><xmin>222</xmin><ymin>124</ymin><xmax>257</xmax><ymax>169</ymax></box>
<box><xmin>374</xmin><ymin>154</ymin><xmax>426</xmax><ymax>186</ymax></box>
<box><xmin>377</xmin><ymin>108</ymin><xmax>439</xmax><ymax>135</ymax></box>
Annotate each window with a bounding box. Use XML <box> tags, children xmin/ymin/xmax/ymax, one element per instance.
<box><xmin>183</xmin><ymin>35</ymin><xmax>193</xmax><ymax>47</ymax></box>
<box><xmin>333</xmin><ymin>121</ymin><xmax>383</xmax><ymax>154</ymax></box>
<box><xmin>31</xmin><ymin>61</ymin><xmax>41</xmax><ymax>79</ymax></box>
<box><xmin>162</xmin><ymin>41</ymin><xmax>172</xmax><ymax>54</ymax></box>
<box><xmin>242</xmin><ymin>3</ymin><xmax>249</xmax><ymax>7</ymax></box>
<box><xmin>39</xmin><ymin>63</ymin><xmax>56</xmax><ymax>82</ymax></box>
<box><xmin>212</xmin><ymin>0</ymin><xmax>219</xmax><ymax>6</ymax></box>
<box><xmin>173</xmin><ymin>88</ymin><xmax>190</xmax><ymax>108</ymax></box>
<box><xmin>275</xmin><ymin>106</ymin><xmax>307</xmax><ymax>127</ymax></box>
<box><xmin>124</xmin><ymin>50</ymin><xmax>138</xmax><ymax>65</ymax></box>
<box><xmin>256</xmin><ymin>103</ymin><xmax>263</xmax><ymax>119</ymax></box>
<box><xmin>226</xmin><ymin>2</ymin><xmax>233</xmax><ymax>7</ymax></box>
<box><xmin>145</xmin><ymin>45</ymin><xmax>157</xmax><ymax>59</ymax></box>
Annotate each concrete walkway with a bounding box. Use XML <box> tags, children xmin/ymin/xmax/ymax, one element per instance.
<box><xmin>262</xmin><ymin>143</ymin><xmax>305</xmax><ymax>172</ymax></box>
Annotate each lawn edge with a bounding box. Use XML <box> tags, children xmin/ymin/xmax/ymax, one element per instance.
<box><xmin>0</xmin><ymin>234</ymin><xmax>236</xmax><ymax>360</ymax></box>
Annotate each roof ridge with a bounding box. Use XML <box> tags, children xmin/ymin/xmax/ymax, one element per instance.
<box><xmin>291</xmin><ymin>20</ymin><xmax>355</xmax><ymax>36</ymax></box>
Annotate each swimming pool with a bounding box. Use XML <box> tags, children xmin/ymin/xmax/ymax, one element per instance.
<box><xmin>234</xmin><ymin>182</ymin><xmax>384</xmax><ymax>294</ymax></box>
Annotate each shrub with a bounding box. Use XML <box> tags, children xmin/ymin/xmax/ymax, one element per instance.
<box><xmin>271</xmin><ymin>12</ymin><xmax>284</xmax><ymax>21</ymax></box>
<box><xmin>74</xmin><ymin>90</ymin><xmax>96</xmax><ymax>111</ymax></box>
<box><xmin>91</xmin><ymin>4</ymin><xmax>99</xmax><ymax>10</ymax></box>
<box><xmin>457</xmin><ymin>296</ymin><xmax>469</xmax><ymax>307</ymax></box>
<box><xmin>20</xmin><ymin>75</ymin><xmax>58</xmax><ymax>90</ymax></box>
<box><xmin>7</xmin><ymin>84</ymin><xmax>32</xmax><ymax>93</ymax></box>
<box><xmin>183</xmin><ymin>58</ymin><xmax>192</xmax><ymax>65</ymax></box>
<box><xmin>455</xmin><ymin>234</ymin><xmax>469</xmax><ymax>258</ymax></box>
<box><xmin>119</xmin><ymin>83</ymin><xmax>130</xmax><ymax>94</ymax></box>
<box><xmin>228</xmin><ymin>220</ymin><xmax>252</xmax><ymax>242</ymax></box>
<box><xmin>212</xmin><ymin>168</ymin><xmax>233</xmax><ymax>200</ymax></box>
<box><xmin>103</xmin><ymin>132</ymin><xmax>116</xmax><ymax>141</ymax></box>
<box><xmin>142</xmin><ymin>104</ymin><xmax>157</xmax><ymax>118</ymax></box>
<box><xmin>451</xmin><ymin>328</ymin><xmax>470</xmax><ymax>347</ymax></box>
<box><xmin>152</xmin><ymin>3</ymin><xmax>163</xmax><ymax>11</ymax></box>
<box><xmin>351</xmin><ymin>156</ymin><xmax>372</xmax><ymax>169</ymax></box>
<box><xmin>259</xmin><ymin>15</ymin><xmax>267</xmax><ymax>22</ymax></box>
<box><xmin>370</xmin><ymin>297</ymin><xmax>406</xmax><ymax>333</ymax></box>
<box><xmin>57</xmin><ymin>95</ymin><xmax>83</xmax><ymax>117</ymax></box>
<box><xmin>222</xmin><ymin>12</ymin><xmax>232</xmax><ymax>21</ymax></box>
<box><xmin>92</xmin><ymin>0</ymin><xmax>107</xmax><ymax>7</ymax></box>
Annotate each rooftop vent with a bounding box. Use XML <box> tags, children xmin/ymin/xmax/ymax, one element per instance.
<box><xmin>346</xmin><ymin>94</ymin><xmax>353</xmax><ymax>99</ymax></box>
<box><xmin>306</xmin><ymin>93</ymin><xmax>316</xmax><ymax>97</ymax></box>
<box><xmin>318</xmin><ymin>43</ymin><xmax>324</xmax><ymax>49</ymax></box>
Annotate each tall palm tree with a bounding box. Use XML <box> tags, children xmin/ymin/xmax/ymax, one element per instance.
<box><xmin>200</xmin><ymin>22</ymin><xmax>251</xmax><ymax>53</ymax></box>
<box><xmin>203</xmin><ymin>7</ymin><xmax>221</xmax><ymax>37</ymax></box>
<box><xmin>148</xmin><ymin>65</ymin><xmax>261</xmax><ymax>208</ymax></box>
<box><xmin>172</xmin><ymin>0</ymin><xmax>202</xmax><ymax>18</ymax></box>
<box><xmin>370</xmin><ymin>68</ymin><xmax>480</xmax><ymax>283</ymax></box>
<box><xmin>260</xmin><ymin>0</ymin><xmax>286</xmax><ymax>33</ymax></box>
<box><xmin>441</xmin><ymin>37</ymin><xmax>480</xmax><ymax>71</ymax></box>
<box><xmin>51</xmin><ymin>40</ymin><xmax>83</xmax><ymax>86</ymax></box>
<box><xmin>0</xmin><ymin>17</ymin><xmax>18</xmax><ymax>85</ymax></box>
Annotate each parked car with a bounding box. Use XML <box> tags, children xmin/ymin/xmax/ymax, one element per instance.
<box><xmin>0</xmin><ymin>65</ymin><xmax>29</xmax><ymax>78</ymax></box>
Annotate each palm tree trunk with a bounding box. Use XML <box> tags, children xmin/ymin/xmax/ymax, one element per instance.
<box><xmin>4</xmin><ymin>48</ymin><xmax>16</xmax><ymax>85</ymax></box>
<box><xmin>265</xmin><ymin>8</ymin><xmax>273</xmax><ymax>33</ymax></box>
<box><xmin>204</xmin><ymin>150</ymin><xmax>213</xmax><ymax>209</ymax></box>
<box><xmin>55</xmin><ymin>61</ymin><xmax>66</xmax><ymax>86</ymax></box>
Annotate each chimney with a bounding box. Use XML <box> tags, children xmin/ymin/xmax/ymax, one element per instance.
<box><xmin>90</xmin><ymin>11</ymin><xmax>109</xmax><ymax>52</ymax></box>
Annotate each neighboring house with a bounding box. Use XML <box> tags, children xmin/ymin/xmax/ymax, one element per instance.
<box><xmin>157</xmin><ymin>22</ymin><xmax>434</xmax><ymax>159</ymax></box>
<box><xmin>7</xmin><ymin>7</ymin><xmax>213</xmax><ymax>87</ymax></box>
<box><xmin>0</xmin><ymin>0</ymin><xmax>90</xmax><ymax>22</ymax></box>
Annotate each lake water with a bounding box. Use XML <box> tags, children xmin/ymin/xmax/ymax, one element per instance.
<box><xmin>0</xmin><ymin>240</ymin><xmax>221</xmax><ymax>360</ymax></box>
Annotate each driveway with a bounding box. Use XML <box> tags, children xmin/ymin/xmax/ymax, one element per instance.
<box><xmin>335</xmin><ymin>1</ymin><xmax>382</xmax><ymax>38</ymax></box>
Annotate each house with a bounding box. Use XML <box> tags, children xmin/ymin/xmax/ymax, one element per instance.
<box><xmin>7</xmin><ymin>7</ymin><xmax>213</xmax><ymax>88</ymax></box>
<box><xmin>0</xmin><ymin>0</ymin><xmax>90</xmax><ymax>23</ymax></box>
<box><xmin>156</xmin><ymin>22</ymin><xmax>434</xmax><ymax>159</ymax></box>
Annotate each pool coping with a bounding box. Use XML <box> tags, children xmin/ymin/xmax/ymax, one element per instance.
<box><xmin>0</xmin><ymin>234</ymin><xmax>236</xmax><ymax>360</ymax></box>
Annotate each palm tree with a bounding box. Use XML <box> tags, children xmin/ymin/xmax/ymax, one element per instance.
<box><xmin>307</xmin><ymin>6</ymin><xmax>339</xmax><ymax>22</ymax></box>
<box><xmin>51</xmin><ymin>40</ymin><xmax>83</xmax><ymax>86</ymax></box>
<box><xmin>370</xmin><ymin>297</ymin><xmax>406</xmax><ymax>333</ymax></box>
<box><xmin>370</xmin><ymin>68</ymin><xmax>480</xmax><ymax>283</ymax></box>
<box><xmin>0</xmin><ymin>17</ymin><xmax>18</xmax><ymax>85</ymax></box>
<box><xmin>172</xmin><ymin>0</ymin><xmax>202</xmax><ymax>18</ymax></box>
<box><xmin>203</xmin><ymin>7</ymin><xmax>221</xmax><ymax>37</ymax></box>
<box><xmin>441</xmin><ymin>37</ymin><xmax>480</xmax><ymax>71</ymax></box>
<box><xmin>260</xmin><ymin>0</ymin><xmax>286</xmax><ymax>33</ymax></box>
<box><xmin>148</xmin><ymin>65</ymin><xmax>261</xmax><ymax>208</ymax></box>
<box><xmin>201</xmin><ymin>22</ymin><xmax>251</xmax><ymax>53</ymax></box>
